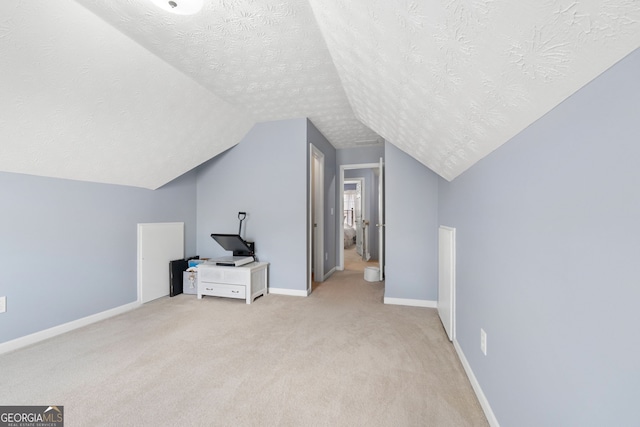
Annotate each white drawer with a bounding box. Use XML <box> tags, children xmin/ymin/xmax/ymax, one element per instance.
<box><xmin>199</xmin><ymin>266</ymin><xmax>247</xmax><ymax>284</ymax></box>
<box><xmin>200</xmin><ymin>282</ymin><xmax>246</xmax><ymax>299</ymax></box>
<box><xmin>223</xmin><ymin>269</ymin><xmax>248</xmax><ymax>284</ymax></box>
<box><xmin>199</xmin><ymin>267</ymin><xmax>224</xmax><ymax>282</ymax></box>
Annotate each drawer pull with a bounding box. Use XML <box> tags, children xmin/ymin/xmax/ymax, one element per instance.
<box><xmin>232</xmin><ymin>290</ymin><xmax>239</xmax><ymax>293</ymax></box>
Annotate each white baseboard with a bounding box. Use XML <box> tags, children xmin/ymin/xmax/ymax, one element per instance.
<box><xmin>453</xmin><ymin>339</ymin><xmax>500</xmax><ymax>427</ymax></box>
<box><xmin>323</xmin><ymin>267</ymin><xmax>336</xmax><ymax>281</ymax></box>
<box><xmin>383</xmin><ymin>297</ymin><xmax>437</xmax><ymax>308</ymax></box>
<box><xmin>268</xmin><ymin>287</ymin><xmax>308</xmax><ymax>297</ymax></box>
<box><xmin>0</xmin><ymin>301</ymin><xmax>140</xmax><ymax>355</ymax></box>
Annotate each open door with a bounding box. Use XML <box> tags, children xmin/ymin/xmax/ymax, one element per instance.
<box><xmin>339</xmin><ymin>161</ymin><xmax>384</xmax><ymax>273</ymax></box>
<box><xmin>344</xmin><ymin>178</ymin><xmax>365</xmax><ymax>256</ymax></box>
<box><xmin>438</xmin><ymin>226</ymin><xmax>456</xmax><ymax>341</ymax></box>
<box><xmin>308</xmin><ymin>144</ymin><xmax>324</xmax><ymax>293</ymax></box>
<box><xmin>377</xmin><ymin>157</ymin><xmax>385</xmax><ymax>280</ymax></box>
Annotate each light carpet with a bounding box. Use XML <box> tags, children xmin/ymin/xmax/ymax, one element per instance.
<box><xmin>0</xmin><ymin>269</ymin><xmax>487</xmax><ymax>426</ymax></box>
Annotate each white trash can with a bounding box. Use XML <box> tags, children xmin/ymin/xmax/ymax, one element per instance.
<box><xmin>364</xmin><ymin>266</ymin><xmax>380</xmax><ymax>282</ymax></box>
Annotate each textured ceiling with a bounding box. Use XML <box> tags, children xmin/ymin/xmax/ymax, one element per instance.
<box><xmin>309</xmin><ymin>0</ymin><xmax>640</xmax><ymax>180</ymax></box>
<box><xmin>0</xmin><ymin>1</ymin><xmax>254</xmax><ymax>189</ymax></box>
<box><xmin>75</xmin><ymin>0</ymin><xmax>381</xmax><ymax>147</ymax></box>
<box><xmin>1</xmin><ymin>0</ymin><xmax>639</xmax><ymax>188</ymax></box>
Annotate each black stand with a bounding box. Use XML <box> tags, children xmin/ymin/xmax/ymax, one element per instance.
<box><xmin>235</xmin><ymin>211</ymin><xmax>254</xmax><ymax>257</ymax></box>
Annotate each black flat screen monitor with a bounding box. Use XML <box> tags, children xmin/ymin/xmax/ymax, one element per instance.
<box><xmin>210</xmin><ymin>233</ymin><xmax>252</xmax><ymax>255</ymax></box>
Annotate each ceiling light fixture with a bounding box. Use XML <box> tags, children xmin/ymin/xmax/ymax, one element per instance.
<box><xmin>149</xmin><ymin>0</ymin><xmax>203</xmax><ymax>15</ymax></box>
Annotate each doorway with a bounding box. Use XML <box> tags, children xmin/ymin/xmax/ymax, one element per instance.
<box><xmin>308</xmin><ymin>144</ymin><xmax>324</xmax><ymax>294</ymax></box>
<box><xmin>343</xmin><ymin>177</ymin><xmax>365</xmax><ymax>258</ymax></box>
<box><xmin>339</xmin><ymin>160</ymin><xmax>384</xmax><ymax>279</ymax></box>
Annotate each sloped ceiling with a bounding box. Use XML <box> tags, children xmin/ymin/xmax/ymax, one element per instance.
<box><xmin>1</xmin><ymin>0</ymin><xmax>639</xmax><ymax>189</ymax></box>
<box><xmin>0</xmin><ymin>1</ymin><xmax>255</xmax><ymax>189</ymax></box>
<box><xmin>309</xmin><ymin>0</ymin><xmax>640</xmax><ymax>180</ymax></box>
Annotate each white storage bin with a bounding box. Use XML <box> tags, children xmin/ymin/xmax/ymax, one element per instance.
<box><xmin>183</xmin><ymin>271</ymin><xmax>198</xmax><ymax>295</ymax></box>
<box><xmin>364</xmin><ymin>266</ymin><xmax>380</xmax><ymax>282</ymax></box>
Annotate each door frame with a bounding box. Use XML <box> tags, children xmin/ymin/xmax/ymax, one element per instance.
<box><xmin>377</xmin><ymin>157</ymin><xmax>385</xmax><ymax>280</ymax></box>
<box><xmin>338</xmin><ymin>162</ymin><xmax>381</xmax><ymax>271</ymax></box>
<box><xmin>438</xmin><ymin>225</ymin><xmax>456</xmax><ymax>341</ymax></box>
<box><xmin>308</xmin><ymin>144</ymin><xmax>325</xmax><ymax>294</ymax></box>
<box><xmin>344</xmin><ymin>177</ymin><xmax>365</xmax><ymax>255</ymax></box>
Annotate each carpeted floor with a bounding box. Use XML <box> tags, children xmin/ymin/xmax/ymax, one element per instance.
<box><xmin>0</xmin><ymin>267</ymin><xmax>488</xmax><ymax>426</ymax></box>
<box><xmin>343</xmin><ymin>245</ymin><xmax>378</xmax><ymax>272</ymax></box>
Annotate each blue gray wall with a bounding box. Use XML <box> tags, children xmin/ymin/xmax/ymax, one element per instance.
<box><xmin>337</xmin><ymin>145</ymin><xmax>384</xmax><ymax>165</ymax></box>
<box><xmin>0</xmin><ymin>171</ymin><xmax>197</xmax><ymax>343</ymax></box>
<box><xmin>438</xmin><ymin>49</ymin><xmax>640</xmax><ymax>425</ymax></box>
<box><xmin>196</xmin><ymin>119</ymin><xmax>307</xmax><ymax>291</ymax></box>
<box><xmin>197</xmin><ymin>119</ymin><xmax>336</xmax><ymax>291</ymax></box>
<box><xmin>385</xmin><ymin>142</ymin><xmax>439</xmax><ymax>301</ymax></box>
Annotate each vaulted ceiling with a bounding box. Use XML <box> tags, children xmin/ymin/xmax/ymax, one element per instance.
<box><xmin>1</xmin><ymin>0</ymin><xmax>638</xmax><ymax>189</ymax></box>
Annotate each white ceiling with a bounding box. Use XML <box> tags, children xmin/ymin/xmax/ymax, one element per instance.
<box><xmin>1</xmin><ymin>0</ymin><xmax>639</xmax><ymax>189</ymax></box>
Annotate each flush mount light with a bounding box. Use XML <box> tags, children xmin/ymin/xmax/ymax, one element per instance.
<box><xmin>149</xmin><ymin>0</ymin><xmax>203</xmax><ymax>15</ymax></box>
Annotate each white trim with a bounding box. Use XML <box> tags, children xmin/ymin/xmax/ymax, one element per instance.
<box><xmin>323</xmin><ymin>267</ymin><xmax>336</xmax><ymax>281</ymax></box>
<box><xmin>453</xmin><ymin>339</ymin><xmax>500</xmax><ymax>427</ymax></box>
<box><xmin>344</xmin><ymin>177</ymin><xmax>365</xmax><ymax>257</ymax></box>
<box><xmin>0</xmin><ymin>301</ymin><xmax>140</xmax><ymax>355</ymax></box>
<box><xmin>438</xmin><ymin>225</ymin><xmax>456</xmax><ymax>341</ymax></box>
<box><xmin>338</xmin><ymin>162</ymin><xmax>380</xmax><ymax>271</ymax></box>
<box><xmin>268</xmin><ymin>287</ymin><xmax>308</xmax><ymax>297</ymax></box>
<box><xmin>377</xmin><ymin>157</ymin><xmax>385</xmax><ymax>281</ymax></box>
<box><xmin>383</xmin><ymin>297</ymin><xmax>437</xmax><ymax>308</ymax></box>
<box><xmin>309</xmin><ymin>144</ymin><xmax>325</xmax><ymax>292</ymax></box>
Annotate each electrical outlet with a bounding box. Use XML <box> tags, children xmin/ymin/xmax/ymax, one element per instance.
<box><xmin>325</xmin><ymin>253</ymin><xmax>328</xmax><ymax>261</ymax></box>
<box><xmin>480</xmin><ymin>328</ymin><xmax>487</xmax><ymax>356</ymax></box>
<box><xmin>0</xmin><ymin>296</ymin><xmax>6</xmax><ymax>314</ymax></box>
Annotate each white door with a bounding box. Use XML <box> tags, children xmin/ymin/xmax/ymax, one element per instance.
<box><xmin>309</xmin><ymin>144</ymin><xmax>324</xmax><ymax>291</ymax></box>
<box><xmin>345</xmin><ymin>178</ymin><xmax>365</xmax><ymax>256</ymax></box>
<box><xmin>438</xmin><ymin>226</ymin><xmax>456</xmax><ymax>341</ymax></box>
<box><xmin>137</xmin><ymin>222</ymin><xmax>184</xmax><ymax>303</ymax></box>
<box><xmin>377</xmin><ymin>157</ymin><xmax>385</xmax><ymax>280</ymax></box>
<box><xmin>354</xmin><ymin>180</ymin><xmax>363</xmax><ymax>256</ymax></box>
<box><xmin>338</xmin><ymin>162</ymin><xmax>381</xmax><ymax>271</ymax></box>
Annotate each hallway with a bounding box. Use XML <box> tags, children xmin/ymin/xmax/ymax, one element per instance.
<box><xmin>343</xmin><ymin>245</ymin><xmax>379</xmax><ymax>272</ymax></box>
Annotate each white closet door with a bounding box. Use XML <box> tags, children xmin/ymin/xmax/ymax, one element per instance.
<box><xmin>355</xmin><ymin>182</ymin><xmax>363</xmax><ymax>256</ymax></box>
<box><xmin>138</xmin><ymin>222</ymin><xmax>184</xmax><ymax>303</ymax></box>
<box><xmin>377</xmin><ymin>157</ymin><xmax>385</xmax><ymax>280</ymax></box>
<box><xmin>438</xmin><ymin>226</ymin><xmax>456</xmax><ymax>341</ymax></box>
